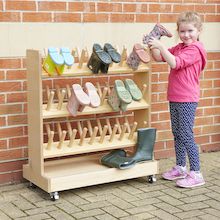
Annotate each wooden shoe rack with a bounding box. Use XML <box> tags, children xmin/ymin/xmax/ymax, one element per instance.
<box><xmin>23</xmin><ymin>47</ymin><xmax>159</xmax><ymax>201</ymax></box>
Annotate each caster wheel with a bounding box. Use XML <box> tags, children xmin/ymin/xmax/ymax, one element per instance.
<box><xmin>148</xmin><ymin>175</ymin><xmax>156</xmax><ymax>183</ymax></box>
<box><xmin>28</xmin><ymin>182</ymin><xmax>36</xmax><ymax>188</ymax></box>
<box><xmin>50</xmin><ymin>192</ymin><xmax>59</xmax><ymax>201</ymax></box>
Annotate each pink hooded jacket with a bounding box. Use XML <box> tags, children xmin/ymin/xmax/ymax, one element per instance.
<box><xmin>167</xmin><ymin>41</ymin><xmax>207</xmax><ymax>102</ymax></box>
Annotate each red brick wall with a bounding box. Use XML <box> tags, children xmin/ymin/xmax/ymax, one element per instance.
<box><xmin>0</xmin><ymin>0</ymin><xmax>220</xmax><ymax>184</ymax></box>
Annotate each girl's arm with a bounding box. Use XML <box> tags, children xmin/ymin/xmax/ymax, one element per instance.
<box><xmin>148</xmin><ymin>37</ymin><xmax>176</xmax><ymax>69</ymax></box>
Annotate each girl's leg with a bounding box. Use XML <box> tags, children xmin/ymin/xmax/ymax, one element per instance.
<box><xmin>177</xmin><ymin>102</ymin><xmax>200</xmax><ymax>171</ymax></box>
<box><xmin>170</xmin><ymin>102</ymin><xmax>187</xmax><ymax>167</ymax></box>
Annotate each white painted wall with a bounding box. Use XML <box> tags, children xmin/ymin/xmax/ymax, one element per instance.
<box><xmin>0</xmin><ymin>22</ymin><xmax>219</xmax><ymax>57</ymax></box>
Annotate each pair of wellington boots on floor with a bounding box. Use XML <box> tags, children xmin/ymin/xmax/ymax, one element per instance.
<box><xmin>87</xmin><ymin>43</ymin><xmax>121</xmax><ymax>74</ymax></box>
<box><xmin>43</xmin><ymin>47</ymin><xmax>74</xmax><ymax>76</ymax></box>
<box><xmin>67</xmin><ymin>82</ymin><xmax>100</xmax><ymax>116</ymax></box>
<box><xmin>108</xmin><ymin>79</ymin><xmax>142</xmax><ymax>112</ymax></box>
<box><xmin>101</xmin><ymin>128</ymin><xmax>156</xmax><ymax>169</ymax></box>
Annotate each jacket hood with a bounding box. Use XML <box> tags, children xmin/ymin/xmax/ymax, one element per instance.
<box><xmin>191</xmin><ymin>41</ymin><xmax>207</xmax><ymax>71</ymax></box>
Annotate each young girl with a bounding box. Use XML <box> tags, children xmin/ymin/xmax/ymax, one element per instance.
<box><xmin>148</xmin><ymin>12</ymin><xmax>207</xmax><ymax>188</ymax></box>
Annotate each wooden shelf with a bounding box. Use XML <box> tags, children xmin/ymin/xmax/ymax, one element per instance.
<box><xmin>43</xmin><ymin>99</ymin><xmax>150</xmax><ymax>119</ymax></box>
<box><xmin>42</xmin><ymin>63</ymin><xmax>150</xmax><ymax>78</ymax></box>
<box><xmin>23</xmin><ymin>154</ymin><xmax>159</xmax><ymax>192</ymax></box>
<box><xmin>43</xmin><ymin>133</ymin><xmax>137</xmax><ymax>159</ymax></box>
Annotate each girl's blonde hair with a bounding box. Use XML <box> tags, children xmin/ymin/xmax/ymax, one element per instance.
<box><xmin>177</xmin><ymin>11</ymin><xmax>202</xmax><ymax>31</ymax></box>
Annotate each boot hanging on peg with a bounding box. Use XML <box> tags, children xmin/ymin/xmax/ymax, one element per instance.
<box><xmin>66</xmin><ymin>84</ymin><xmax>72</xmax><ymax>98</ymax></box>
<box><xmin>79</xmin><ymin>127</ymin><xmax>88</xmax><ymax>146</ymax></box>
<box><xmin>99</xmin><ymin>125</ymin><xmax>108</xmax><ymax>144</ymax></box>
<box><xmin>87</xmin><ymin>120</ymin><xmax>93</xmax><ymax>137</ymax></box>
<box><xmin>68</xmin><ymin>129</ymin><xmax>77</xmax><ymax>147</ymax></box>
<box><xmin>96</xmin><ymin>82</ymin><xmax>102</xmax><ymax>97</ymax></box>
<box><xmin>46</xmin><ymin>90</ymin><xmax>55</xmax><ymax>111</ymax></box>
<box><xmin>56</xmin><ymin>122</ymin><xmax>62</xmax><ymax>140</ymax></box>
<box><xmin>109</xmin><ymin>124</ymin><xmax>118</xmax><ymax>142</ymax></box>
<box><xmin>57</xmin><ymin>89</ymin><xmax>66</xmax><ymax>110</ymax></box>
<box><xmin>105</xmin><ymin>118</ymin><xmax>112</xmax><ymax>134</ymax></box>
<box><xmin>128</xmin><ymin>122</ymin><xmax>137</xmax><ymax>140</ymax></box>
<box><xmin>66</xmin><ymin>122</ymin><xmax>72</xmax><ymax>138</ymax></box>
<box><xmin>97</xmin><ymin>119</ymin><xmax>102</xmax><ymax>135</ymax></box>
<box><xmin>125</xmin><ymin>116</ymin><xmax>131</xmax><ymax>133</ymax></box>
<box><xmin>115</xmin><ymin>117</ymin><xmax>122</xmax><ymax>133</ymax></box>
<box><xmin>142</xmin><ymin>84</ymin><xmax>147</xmax><ymax>96</ymax></box>
<box><xmin>57</xmin><ymin>130</ymin><xmax>67</xmax><ymax>149</ymax></box>
<box><xmin>77</xmin><ymin>121</ymin><xmax>83</xmax><ymax>136</ymax></box>
<box><xmin>101</xmin><ymin>87</ymin><xmax>108</xmax><ymax>105</ymax></box>
<box><xmin>89</xmin><ymin>126</ymin><xmax>98</xmax><ymax>145</ymax></box>
<box><xmin>119</xmin><ymin>47</ymin><xmax>127</xmax><ymax>67</ymax></box>
<box><xmin>119</xmin><ymin>123</ymin><xmax>128</xmax><ymax>141</ymax></box>
<box><xmin>46</xmin><ymin>131</ymin><xmax>54</xmax><ymax>150</ymax></box>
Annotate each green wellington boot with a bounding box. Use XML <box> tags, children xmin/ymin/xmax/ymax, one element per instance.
<box><xmin>101</xmin><ymin>149</ymin><xmax>136</xmax><ymax>169</ymax></box>
<box><xmin>129</xmin><ymin>128</ymin><xmax>156</xmax><ymax>163</ymax></box>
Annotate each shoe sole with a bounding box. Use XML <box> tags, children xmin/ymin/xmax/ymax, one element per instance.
<box><xmin>162</xmin><ymin>175</ymin><xmax>187</xmax><ymax>181</ymax></box>
<box><xmin>176</xmin><ymin>181</ymin><xmax>205</xmax><ymax>188</ymax></box>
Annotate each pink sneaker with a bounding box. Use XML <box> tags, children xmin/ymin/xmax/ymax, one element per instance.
<box><xmin>162</xmin><ymin>166</ymin><xmax>187</xmax><ymax>181</ymax></box>
<box><xmin>176</xmin><ymin>171</ymin><xmax>205</xmax><ymax>188</ymax></box>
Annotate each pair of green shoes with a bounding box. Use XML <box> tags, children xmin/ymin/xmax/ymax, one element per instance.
<box><xmin>108</xmin><ymin>79</ymin><xmax>142</xmax><ymax>112</ymax></box>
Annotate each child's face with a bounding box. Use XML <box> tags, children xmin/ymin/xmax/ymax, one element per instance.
<box><xmin>178</xmin><ymin>23</ymin><xmax>200</xmax><ymax>45</ymax></box>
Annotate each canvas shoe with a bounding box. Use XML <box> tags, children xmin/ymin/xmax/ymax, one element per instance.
<box><xmin>162</xmin><ymin>165</ymin><xmax>187</xmax><ymax>181</ymax></box>
<box><xmin>176</xmin><ymin>171</ymin><xmax>205</xmax><ymax>188</ymax></box>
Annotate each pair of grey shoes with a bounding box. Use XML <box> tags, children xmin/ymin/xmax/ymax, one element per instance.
<box><xmin>101</xmin><ymin>128</ymin><xmax>156</xmax><ymax>169</ymax></box>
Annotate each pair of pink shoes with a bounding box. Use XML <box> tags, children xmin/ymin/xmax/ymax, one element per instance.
<box><xmin>67</xmin><ymin>82</ymin><xmax>100</xmax><ymax>116</ymax></box>
<box><xmin>162</xmin><ymin>166</ymin><xmax>205</xmax><ymax>188</ymax></box>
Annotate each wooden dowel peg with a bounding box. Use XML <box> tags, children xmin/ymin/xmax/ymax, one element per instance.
<box><xmin>77</xmin><ymin>121</ymin><xmax>83</xmax><ymax>136</ymax></box>
<box><xmin>119</xmin><ymin>47</ymin><xmax>127</xmax><ymax>67</ymax></box>
<box><xmin>46</xmin><ymin>131</ymin><xmax>54</xmax><ymax>150</ymax></box>
<box><xmin>99</xmin><ymin>125</ymin><xmax>108</xmax><ymax>144</ymax></box>
<box><xmin>55</xmin><ymin>85</ymin><xmax>61</xmax><ymax>100</ymax></box>
<box><xmin>109</xmin><ymin>124</ymin><xmax>118</xmax><ymax>142</ymax></box>
<box><xmin>96</xmin><ymin>82</ymin><xmax>102</xmax><ymax>97</ymax></box>
<box><xmin>57</xmin><ymin>89</ymin><xmax>66</xmax><ymax>110</ymax></box>
<box><xmin>68</xmin><ymin>129</ymin><xmax>77</xmax><ymax>147</ymax></box>
<box><xmin>45</xmin><ymin>124</ymin><xmax>51</xmax><ymax>138</ymax></box>
<box><xmin>115</xmin><ymin>117</ymin><xmax>122</xmax><ymax>133</ymax></box>
<box><xmin>89</xmin><ymin>126</ymin><xmax>98</xmax><ymax>145</ymax></box>
<box><xmin>78</xmin><ymin>49</ymin><xmax>86</xmax><ymax>68</ymax></box>
<box><xmin>46</xmin><ymin>90</ymin><xmax>55</xmax><ymax>111</ymax></box>
<box><xmin>119</xmin><ymin>123</ymin><xmax>128</xmax><ymax>141</ymax></box>
<box><xmin>87</xmin><ymin>120</ymin><xmax>93</xmax><ymax>137</ymax></box>
<box><xmin>142</xmin><ymin>84</ymin><xmax>147</xmax><ymax>95</ymax></box>
<box><xmin>79</xmin><ymin>127</ymin><xmax>88</xmax><ymax>146</ymax></box>
<box><xmin>71</xmin><ymin>47</ymin><xmax>78</xmax><ymax>63</ymax></box>
<box><xmin>144</xmin><ymin>121</ymin><xmax>148</xmax><ymax>127</ymax></box>
<box><xmin>125</xmin><ymin>116</ymin><xmax>131</xmax><ymax>133</ymax></box>
<box><xmin>105</xmin><ymin>82</ymin><xmax>111</xmax><ymax>95</ymax></box>
<box><xmin>66</xmin><ymin>122</ymin><xmax>72</xmax><ymax>138</ymax></box>
<box><xmin>57</xmin><ymin>130</ymin><xmax>67</xmax><ymax>149</ymax></box>
<box><xmin>101</xmin><ymin>87</ymin><xmax>108</xmax><ymax>105</ymax></box>
<box><xmin>97</xmin><ymin>119</ymin><xmax>102</xmax><ymax>135</ymax></box>
<box><xmin>128</xmin><ymin>122</ymin><xmax>137</xmax><ymax>140</ymax></box>
<box><xmin>46</xmin><ymin>85</ymin><xmax>50</xmax><ymax>99</ymax></box>
<box><xmin>105</xmin><ymin>118</ymin><xmax>112</xmax><ymax>134</ymax></box>
<box><xmin>56</xmin><ymin>122</ymin><xmax>62</xmax><ymax>140</ymax></box>
<box><xmin>66</xmin><ymin>84</ymin><xmax>72</xmax><ymax>98</ymax></box>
